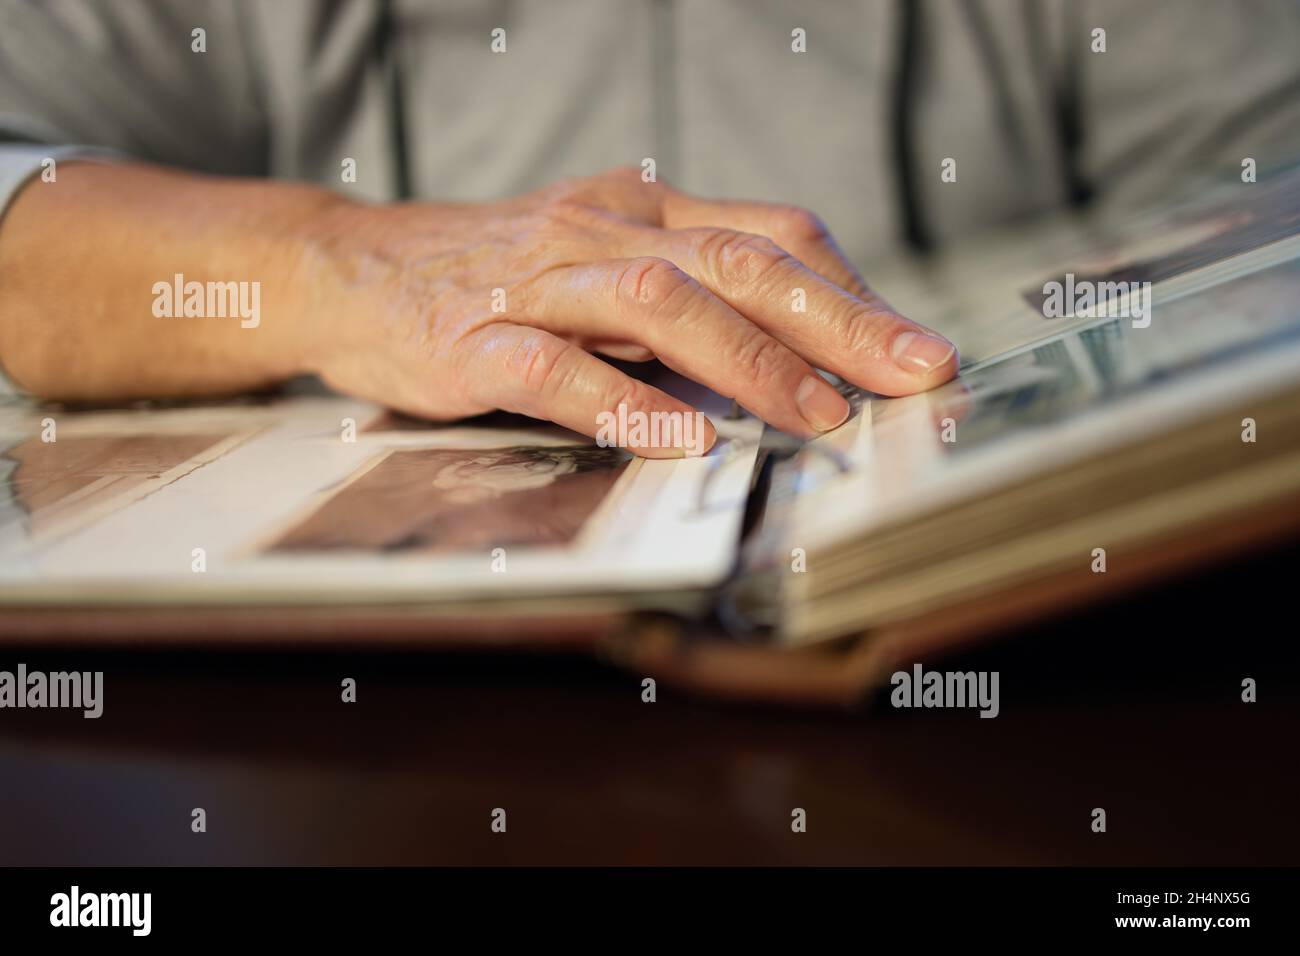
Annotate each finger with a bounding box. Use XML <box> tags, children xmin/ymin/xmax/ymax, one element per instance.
<box><xmin>515</xmin><ymin>257</ymin><xmax>853</xmax><ymax>437</ymax></box>
<box><xmin>621</xmin><ymin>226</ymin><xmax>958</xmax><ymax>397</ymax></box>
<box><xmin>458</xmin><ymin>321</ymin><xmax>716</xmax><ymax>458</ymax></box>
<box><xmin>589</xmin><ymin>341</ymin><xmax>656</xmax><ymax>362</ymax></box>
<box><xmin>661</xmin><ymin>192</ymin><xmax>869</xmax><ymax>297</ymax></box>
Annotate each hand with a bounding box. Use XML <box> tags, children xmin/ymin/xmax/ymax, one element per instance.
<box><xmin>299</xmin><ymin>167</ymin><xmax>958</xmax><ymax>457</ymax></box>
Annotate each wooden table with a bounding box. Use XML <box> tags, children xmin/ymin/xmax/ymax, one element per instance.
<box><xmin>1</xmin><ymin>538</ymin><xmax>1296</xmax><ymax>866</ymax></box>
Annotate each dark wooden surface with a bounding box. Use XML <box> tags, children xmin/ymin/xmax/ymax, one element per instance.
<box><xmin>1</xmin><ymin>538</ymin><xmax>1296</xmax><ymax>866</ymax></box>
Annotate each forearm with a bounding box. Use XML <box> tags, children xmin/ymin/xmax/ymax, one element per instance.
<box><xmin>0</xmin><ymin>161</ymin><xmax>343</xmax><ymax>400</ymax></box>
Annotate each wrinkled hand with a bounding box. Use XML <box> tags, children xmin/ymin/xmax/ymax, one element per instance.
<box><xmin>300</xmin><ymin>167</ymin><xmax>958</xmax><ymax>456</ymax></box>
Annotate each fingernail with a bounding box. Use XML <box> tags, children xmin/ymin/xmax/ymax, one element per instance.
<box><xmin>795</xmin><ymin>375</ymin><xmax>850</xmax><ymax>433</ymax></box>
<box><xmin>685</xmin><ymin>415</ymin><xmax>717</xmax><ymax>457</ymax></box>
<box><xmin>891</xmin><ymin>330</ymin><xmax>956</xmax><ymax>373</ymax></box>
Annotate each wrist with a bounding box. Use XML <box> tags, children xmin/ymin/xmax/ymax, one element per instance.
<box><xmin>269</xmin><ymin>188</ymin><xmax>368</xmax><ymax>380</ymax></box>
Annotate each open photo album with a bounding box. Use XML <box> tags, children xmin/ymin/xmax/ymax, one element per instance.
<box><xmin>3</xmin><ymin>167</ymin><xmax>1298</xmax><ymax>704</ymax></box>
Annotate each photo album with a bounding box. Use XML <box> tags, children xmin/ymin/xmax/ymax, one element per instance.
<box><xmin>3</xmin><ymin>168</ymin><xmax>1298</xmax><ymax>704</ymax></box>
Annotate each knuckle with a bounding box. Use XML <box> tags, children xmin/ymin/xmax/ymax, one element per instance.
<box><xmin>700</xmin><ymin>229</ymin><xmax>790</xmax><ymax>289</ymax></box>
<box><xmin>615</xmin><ymin>256</ymin><xmax>692</xmax><ymax>320</ymax></box>
<box><xmin>540</xmin><ymin>196</ymin><xmax>620</xmax><ymax>236</ymax></box>
<box><xmin>604</xmin><ymin>378</ymin><xmax>654</xmax><ymax>420</ymax></box>
<box><xmin>838</xmin><ymin>303</ymin><xmax>897</xmax><ymax>354</ymax></box>
<box><xmin>733</xmin><ymin>332</ymin><xmax>791</xmax><ymax>385</ymax></box>
<box><xmin>775</xmin><ymin>205</ymin><xmax>832</xmax><ymax>245</ymax></box>
<box><xmin>604</xmin><ymin>164</ymin><xmax>644</xmax><ymax>184</ymax></box>
<box><xmin>509</xmin><ymin>333</ymin><xmax>572</xmax><ymax>398</ymax></box>
<box><xmin>542</xmin><ymin>195</ymin><xmax>594</xmax><ymax>223</ymax></box>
